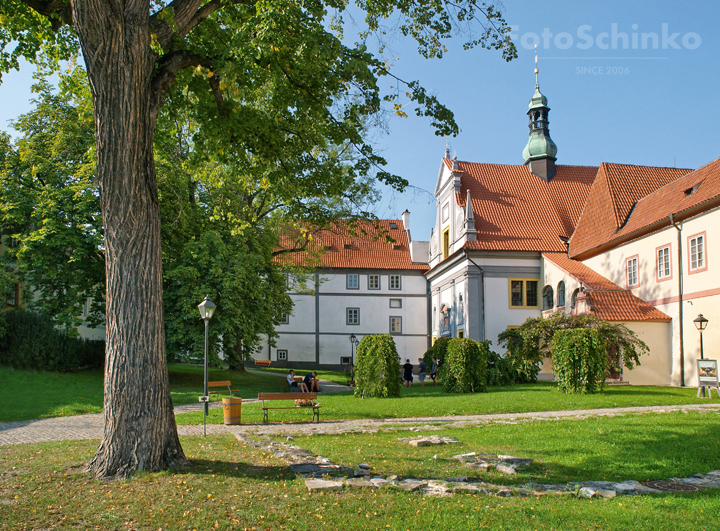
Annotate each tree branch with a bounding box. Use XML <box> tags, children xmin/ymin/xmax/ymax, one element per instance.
<box><xmin>18</xmin><ymin>0</ymin><xmax>72</xmax><ymax>30</ymax></box>
<box><xmin>150</xmin><ymin>50</ymin><xmax>211</xmax><ymax>118</ymax></box>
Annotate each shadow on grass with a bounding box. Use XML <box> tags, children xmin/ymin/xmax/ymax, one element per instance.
<box><xmin>185</xmin><ymin>459</ymin><xmax>293</xmax><ymax>482</ymax></box>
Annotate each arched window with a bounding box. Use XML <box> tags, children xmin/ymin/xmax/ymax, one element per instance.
<box><xmin>570</xmin><ymin>288</ymin><xmax>580</xmax><ymax>309</ymax></box>
<box><xmin>542</xmin><ymin>285</ymin><xmax>554</xmax><ymax>310</ymax></box>
<box><xmin>557</xmin><ymin>281</ymin><xmax>566</xmax><ymax>307</ymax></box>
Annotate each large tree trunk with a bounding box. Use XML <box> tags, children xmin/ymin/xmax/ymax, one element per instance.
<box><xmin>74</xmin><ymin>1</ymin><xmax>187</xmax><ymax>479</ymax></box>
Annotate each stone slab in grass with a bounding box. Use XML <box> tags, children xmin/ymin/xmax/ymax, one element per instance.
<box><xmin>305</xmin><ymin>479</ymin><xmax>343</xmax><ymax>491</ymax></box>
<box><xmin>400</xmin><ymin>436</ymin><xmax>461</xmax><ymax>447</ymax></box>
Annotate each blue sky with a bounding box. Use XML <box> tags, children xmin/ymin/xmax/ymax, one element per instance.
<box><xmin>1</xmin><ymin>1</ymin><xmax>718</xmax><ymax>240</ymax></box>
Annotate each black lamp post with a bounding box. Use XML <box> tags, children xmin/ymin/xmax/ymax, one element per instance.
<box><xmin>348</xmin><ymin>333</ymin><xmax>358</xmax><ymax>380</ymax></box>
<box><xmin>198</xmin><ymin>295</ymin><xmax>216</xmax><ymax>437</ymax></box>
<box><xmin>694</xmin><ymin>314</ymin><xmax>708</xmax><ymax>397</ymax></box>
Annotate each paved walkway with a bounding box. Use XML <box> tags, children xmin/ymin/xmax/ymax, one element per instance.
<box><xmin>0</xmin><ymin>373</ymin><xmax>353</xmax><ymax>446</ymax></box>
<box><xmin>1</xmin><ymin>397</ymin><xmax>718</xmax><ymax>446</ymax></box>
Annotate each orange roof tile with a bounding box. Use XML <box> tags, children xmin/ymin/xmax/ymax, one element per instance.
<box><xmin>610</xmin><ymin>157</ymin><xmax>720</xmax><ymax>243</ymax></box>
<box><xmin>586</xmin><ymin>291</ymin><xmax>671</xmax><ymax>323</ymax></box>
<box><xmin>570</xmin><ymin>163</ymin><xmax>692</xmax><ymax>258</ymax></box>
<box><xmin>444</xmin><ymin>159</ymin><xmax>598</xmax><ymax>252</ymax></box>
<box><xmin>543</xmin><ymin>252</ymin><xmax>671</xmax><ymax>322</ymax></box>
<box><xmin>277</xmin><ymin>220</ymin><xmax>428</xmax><ymax>271</ymax></box>
<box><xmin>542</xmin><ymin>252</ymin><xmax>622</xmax><ymax>291</ymax></box>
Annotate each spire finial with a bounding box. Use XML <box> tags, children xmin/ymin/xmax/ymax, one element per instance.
<box><xmin>444</xmin><ymin>139</ymin><xmax>450</xmax><ymax>159</ymax></box>
<box><xmin>534</xmin><ymin>45</ymin><xmax>539</xmax><ymax>87</ymax></box>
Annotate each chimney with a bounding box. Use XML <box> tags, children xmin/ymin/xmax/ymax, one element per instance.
<box><xmin>401</xmin><ymin>210</ymin><xmax>411</xmax><ymax>242</ymax></box>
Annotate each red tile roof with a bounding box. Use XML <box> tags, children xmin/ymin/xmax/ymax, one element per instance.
<box><xmin>609</xmin><ymin>157</ymin><xmax>720</xmax><ymax>244</ymax></box>
<box><xmin>445</xmin><ymin>159</ymin><xmax>598</xmax><ymax>252</ymax></box>
<box><xmin>277</xmin><ymin>220</ymin><xmax>428</xmax><ymax>271</ymax></box>
<box><xmin>569</xmin><ymin>163</ymin><xmax>692</xmax><ymax>258</ymax></box>
<box><xmin>543</xmin><ymin>252</ymin><xmax>671</xmax><ymax>322</ymax></box>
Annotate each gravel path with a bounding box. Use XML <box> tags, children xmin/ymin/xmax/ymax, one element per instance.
<box><xmin>1</xmin><ymin>397</ymin><xmax>718</xmax><ymax>446</ymax></box>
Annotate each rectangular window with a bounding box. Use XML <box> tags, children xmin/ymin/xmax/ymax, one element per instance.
<box><xmin>340</xmin><ymin>356</ymin><xmax>352</xmax><ymax>364</ymax></box>
<box><xmin>688</xmin><ymin>233</ymin><xmax>707</xmax><ymax>273</ymax></box>
<box><xmin>368</xmin><ymin>274</ymin><xmax>380</xmax><ymax>290</ymax></box>
<box><xmin>442</xmin><ymin>228</ymin><xmax>450</xmax><ymax>260</ymax></box>
<box><xmin>389</xmin><ymin>316</ymin><xmax>402</xmax><ymax>334</ymax></box>
<box><xmin>389</xmin><ymin>274</ymin><xmax>401</xmax><ymax>290</ymax></box>
<box><xmin>277</xmin><ymin>350</ymin><xmax>287</xmax><ymax>361</ymax></box>
<box><xmin>7</xmin><ymin>283</ymin><xmax>18</xmax><ymax>306</ymax></box>
<box><xmin>457</xmin><ymin>329</ymin><xmax>464</xmax><ymax>338</ymax></box>
<box><xmin>508</xmin><ymin>279</ymin><xmax>540</xmax><ymax>308</ymax></box>
<box><xmin>346</xmin><ymin>274</ymin><xmax>359</xmax><ymax>289</ymax></box>
<box><xmin>657</xmin><ymin>245</ymin><xmax>671</xmax><ymax>281</ymax></box>
<box><xmin>280</xmin><ymin>313</ymin><xmax>290</xmax><ymax>325</ymax></box>
<box><xmin>626</xmin><ymin>256</ymin><xmax>638</xmax><ymax>287</ymax></box>
<box><xmin>347</xmin><ymin>307</ymin><xmax>359</xmax><ymax>325</ymax></box>
<box><xmin>389</xmin><ymin>298</ymin><xmax>402</xmax><ymax>308</ymax></box>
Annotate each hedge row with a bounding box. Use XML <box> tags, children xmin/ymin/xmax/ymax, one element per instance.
<box><xmin>0</xmin><ymin>309</ymin><xmax>105</xmax><ymax>371</ymax></box>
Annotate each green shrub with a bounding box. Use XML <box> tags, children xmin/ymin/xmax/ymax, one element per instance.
<box><xmin>0</xmin><ymin>309</ymin><xmax>104</xmax><ymax>371</ymax></box>
<box><xmin>421</xmin><ymin>346</ymin><xmax>435</xmax><ymax>369</ymax></box>
<box><xmin>430</xmin><ymin>336</ymin><xmax>451</xmax><ymax>369</ymax></box>
<box><xmin>353</xmin><ymin>334</ymin><xmax>401</xmax><ymax>398</ymax></box>
<box><xmin>486</xmin><ymin>349</ymin><xmax>516</xmax><ymax>387</ymax></box>
<box><xmin>498</xmin><ymin>313</ymin><xmax>648</xmax><ymax>382</ymax></box>
<box><xmin>551</xmin><ymin>328</ymin><xmax>608</xmax><ymax>394</ymax></box>
<box><xmin>441</xmin><ymin>338</ymin><xmax>488</xmax><ymax>393</ymax></box>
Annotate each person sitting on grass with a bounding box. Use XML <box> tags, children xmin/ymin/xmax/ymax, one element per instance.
<box><xmin>403</xmin><ymin>359</ymin><xmax>413</xmax><ymax>388</ymax></box>
<box><xmin>304</xmin><ymin>371</ymin><xmax>320</xmax><ymax>392</ymax></box>
<box><xmin>287</xmin><ymin>370</ymin><xmax>308</xmax><ymax>392</ymax></box>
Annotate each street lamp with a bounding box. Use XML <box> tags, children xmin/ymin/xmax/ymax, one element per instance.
<box><xmin>198</xmin><ymin>295</ymin><xmax>216</xmax><ymax>437</ymax></box>
<box><xmin>694</xmin><ymin>314</ymin><xmax>708</xmax><ymax>397</ymax></box>
<box><xmin>348</xmin><ymin>333</ymin><xmax>359</xmax><ymax>381</ymax></box>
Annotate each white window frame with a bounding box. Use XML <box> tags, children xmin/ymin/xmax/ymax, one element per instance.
<box><xmin>389</xmin><ymin>316</ymin><xmax>402</xmax><ymax>334</ymax></box>
<box><xmin>346</xmin><ymin>274</ymin><xmax>359</xmax><ymax>290</ymax></box>
<box><xmin>368</xmin><ymin>274</ymin><xmax>380</xmax><ymax>290</ymax></box>
<box><xmin>277</xmin><ymin>350</ymin><xmax>287</xmax><ymax>361</ymax></box>
<box><xmin>389</xmin><ymin>274</ymin><xmax>401</xmax><ymax>290</ymax></box>
<box><xmin>347</xmin><ymin>307</ymin><xmax>360</xmax><ymax>325</ymax></box>
<box><xmin>626</xmin><ymin>256</ymin><xmax>638</xmax><ymax>288</ymax></box>
<box><xmin>389</xmin><ymin>298</ymin><xmax>402</xmax><ymax>308</ymax></box>
<box><xmin>657</xmin><ymin>245</ymin><xmax>671</xmax><ymax>281</ymax></box>
<box><xmin>689</xmin><ymin>234</ymin><xmax>706</xmax><ymax>273</ymax></box>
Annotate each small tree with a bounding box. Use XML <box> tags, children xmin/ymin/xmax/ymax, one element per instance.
<box><xmin>353</xmin><ymin>334</ymin><xmax>401</xmax><ymax>398</ymax></box>
<box><xmin>442</xmin><ymin>338</ymin><xmax>488</xmax><ymax>393</ymax></box>
<box><xmin>486</xmin><ymin>349</ymin><xmax>517</xmax><ymax>387</ymax></box>
<box><xmin>551</xmin><ymin>328</ymin><xmax>608</xmax><ymax>394</ymax></box>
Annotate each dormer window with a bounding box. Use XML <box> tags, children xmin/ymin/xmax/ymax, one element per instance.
<box><xmin>343</xmin><ymin>243</ymin><xmax>352</xmax><ymax>249</ymax></box>
<box><xmin>392</xmin><ymin>244</ymin><xmax>402</xmax><ymax>250</ymax></box>
<box><xmin>684</xmin><ymin>180</ymin><xmax>704</xmax><ymax>196</ymax></box>
<box><xmin>389</xmin><ymin>222</ymin><xmax>398</xmax><ymax>229</ymax></box>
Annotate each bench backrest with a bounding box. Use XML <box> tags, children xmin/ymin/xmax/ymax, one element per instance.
<box><xmin>258</xmin><ymin>392</ymin><xmax>316</xmax><ymax>401</ymax></box>
<box><xmin>208</xmin><ymin>381</ymin><xmax>231</xmax><ymax>388</ymax></box>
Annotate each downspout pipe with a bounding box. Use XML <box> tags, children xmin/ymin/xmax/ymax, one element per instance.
<box><xmin>465</xmin><ymin>254</ymin><xmax>486</xmax><ymax>342</ymax></box>
<box><xmin>669</xmin><ymin>213</ymin><xmax>685</xmax><ymax>387</ymax></box>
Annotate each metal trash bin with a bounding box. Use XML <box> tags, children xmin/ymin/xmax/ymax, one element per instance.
<box><xmin>222</xmin><ymin>397</ymin><xmax>242</xmax><ymax>425</ymax></box>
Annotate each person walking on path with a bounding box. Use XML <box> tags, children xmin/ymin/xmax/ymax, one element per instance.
<box><xmin>417</xmin><ymin>358</ymin><xmax>428</xmax><ymax>387</ymax></box>
<box><xmin>431</xmin><ymin>357</ymin><xmax>439</xmax><ymax>386</ymax></box>
<box><xmin>403</xmin><ymin>359</ymin><xmax>414</xmax><ymax>388</ymax></box>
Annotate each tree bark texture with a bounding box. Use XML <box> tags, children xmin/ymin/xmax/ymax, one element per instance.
<box><xmin>73</xmin><ymin>0</ymin><xmax>187</xmax><ymax>479</ymax></box>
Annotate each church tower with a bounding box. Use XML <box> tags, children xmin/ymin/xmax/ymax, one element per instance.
<box><xmin>522</xmin><ymin>51</ymin><xmax>557</xmax><ymax>181</ymax></box>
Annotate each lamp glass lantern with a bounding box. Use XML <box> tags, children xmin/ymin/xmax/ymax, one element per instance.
<box><xmin>694</xmin><ymin>314</ymin><xmax>708</xmax><ymax>331</ymax></box>
<box><xmin>198</xmin><ymin>296</ymin><xmax>217</xmax><ymax>321</ymax></box>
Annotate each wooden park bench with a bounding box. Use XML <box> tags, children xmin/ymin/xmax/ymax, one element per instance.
<box><xmin>257</xmin><ymin>392</ymin><xmax>320</xmax><ymax>424</ymax></box>
<box><xmin>254</xmin><ymin>359</ymin><xmax>272</xmax><ymax>368</ymax></box>
<box><xmin>208</xmin><ymin>381</ymin><xmax>240</xmax><ymax>402</ymax></box>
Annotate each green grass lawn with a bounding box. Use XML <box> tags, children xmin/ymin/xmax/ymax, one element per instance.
<box><xmin>175</xmin><ymin>380</ymin><xmax>718</xmax><ymax>425</ymax></box>
<box><xmin>0</xmin><ymin>364</ymin><xmax>287</xmax><ymax>422</ymax></box>
<box><xmin>289</xmin><ymin>410</ymin><xmax>720</xmax><ymax>485</ymax></box>
<box><xmin>3</xmin><ymin>364</ymin><xmax>718</xmax><ymax>424</ymax></box>
<box><xmin>1</xmin><ymin>434</ymin><xmax>719</xmax><ymax>530</ymax></box>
